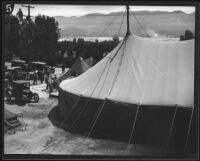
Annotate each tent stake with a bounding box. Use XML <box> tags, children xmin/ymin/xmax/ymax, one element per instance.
<box><xmin>128</xmin><ymin>104</ymin><xmax>140</xmax><ymax>145</ymax></box>
<box><xmin>184</xmin><ymin>106</ymin><xmax>194</xmax><ymax>153</ymax></box>
<box><xmin>87</xmin><ymin>99</ymin><xmax>107</xmax><ymax>138</ymax></box>
<box><xmin>165</xmin><ymin>105</ymin><xmax>178</xmax><ymax>153</ymax></box>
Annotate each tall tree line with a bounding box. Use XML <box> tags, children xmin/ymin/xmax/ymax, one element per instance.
<box><xmin>4</xmin><ymin>9</ymin><xmax>121</xmax><ymax>67</ymax></box>
<box><xmin>5</xmin><ymin>9</ymin><xmax>60</xmax><ymax>63</ymax></box>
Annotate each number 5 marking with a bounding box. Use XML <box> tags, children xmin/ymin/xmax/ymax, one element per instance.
<box><xmin>5</xmin><ymin>3</ymin><xmax>14</xmax><ymax>15</ymax></box>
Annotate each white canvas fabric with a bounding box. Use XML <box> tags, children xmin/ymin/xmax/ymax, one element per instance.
<box><xmin>60</xmin><ymin>33</ymin><xmax>194</xmax><ymax>108</ymax></box>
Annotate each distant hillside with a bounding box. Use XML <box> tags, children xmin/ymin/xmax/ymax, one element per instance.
<box><xmin>54</xmin><ymin>10</ymin><xmax>195</xmax><ymax>38</ymax></box>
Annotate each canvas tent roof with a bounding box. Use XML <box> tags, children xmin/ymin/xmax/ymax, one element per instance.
<box><xmin>58</xmin><ymin>57</ymin><xmax>90</xmax><ymax>82</ymax></box>
<box><xmin>60</xmin><ymin>33</ymin><xmax>194</xmax><ymax>108</ymax></box>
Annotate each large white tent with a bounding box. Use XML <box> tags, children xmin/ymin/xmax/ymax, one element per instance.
<box><xmin>60</xmin><ymin>33</ymin><xmax>194</xmax><ymax>108</ymax></box>
<box><xmin>49</xmin><ymin>33</ymin><xmax>194</xmax><ymax>150</ymax></box>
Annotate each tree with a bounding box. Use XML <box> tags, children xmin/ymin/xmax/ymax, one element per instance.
<box><xmin>5</xmin><ymin>14</ymin><xmax>20</xmax><ymax>61</ymax></box>
<box><xmin>184</xmin><ymin>30</ymin><xmax>194</xmax><ymax>40</ymax></box>
<box><xmin>113</xmin><ymin>36</ymin><xmax>120</xmax><ymax>44</ymax></box>
<box><xmin>16</xmin><ymin>9</ymin><xmax>35</xmax><ymax>61</ymax></box>
<box><xmin>34</xmin><ymin>15</ymin><xmax>60</xmax><ymax>62</ymax></box>
<box><xmin>180</xmin><ymin>30</ymin><xmax>194</xmax><ymax>41</ymax></box>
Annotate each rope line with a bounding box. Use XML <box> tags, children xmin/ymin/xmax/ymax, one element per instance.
<box><xmin>74</xmin><ymin>17</ymin><xmax>129</xmax><ymax>149</ymax></box>
<box><xmin>66</xmin><ymin>100</ymin><xmax>90</xmax><ymax>132</ymax></box>
<box><xmin>97</xmin><ymin>7</ymin><xmax>125</xmax><ymax>37</ymax></box>
<box><xmin>110</xmin><ymin>38</ymin><xmax>126</xmax><ymax>62</ymax></box>
<box><xmin>60</xmin><ymin>95</ymin><xmax>81</xmax><ymax>127</ymax></box>
<box><xmin>86</xmin><ymin>100</ymin><xmax>107</xmax><ymax>138</ymax></box>
<box><xmin>84</xmin><ymin>32</ymin><xmax>128</xmax><ymax>141</ymax></box>
<box><xmin>117</xmin><ymin>8</ymin><xmax>126</xmax><ymax>37</ymax></box>
<box><xmin>128</xmin><ymin>104</ymin><xmax>140</xmax><ymax>145</ymax></box>
<box><xmin>42</xmin><ymin>7</ymin><xmax>129</xmax><ymax>153</ymax></box>
<box><xmin>41</xmin><ymin>95</ymin><xmax>81</xmax><ymax>152</ymax></box>
<box><xmin>184</xmin><ymin>106</ymin><xmax>194</xmax><ymax>152</ymax></box>
<box><xmin>81</xmin><ymin>34</ymin><xmax>127</xmax><ymax>142</ymax></box>
<box><xmin>165</xmin><ymin>105</ymin><xmax>178</xmax><ymax>153</ymax></box>
<box><xmin>129</xmin><ymin>9</ymin><xmax>151</xmax><ymax>38</ymax></box>
<box><xmin>65</xmin><ymin>56</ymin><xmax>113</xmax><ymax>134</ymax></box>
<box><xmin>108</xmin><ymin>35</ymin><xmax>127</xmax><ymax>96</ymax></box>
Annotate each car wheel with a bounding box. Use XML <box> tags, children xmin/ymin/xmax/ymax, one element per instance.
<box><xmin>33</xmin><ymin>93</ymin><xmax>39</xmax><ymax>103</ymax></box>
<box><xmin>22</xmin><ymin>95</ymin><xmax>27</xmax><ymax>103</ymax></box>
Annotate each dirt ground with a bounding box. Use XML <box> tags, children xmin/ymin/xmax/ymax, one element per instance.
<box><xmin>4</xmin><ymin>82</ymin><xmax>166</xmax><ymax>155</ymax></box>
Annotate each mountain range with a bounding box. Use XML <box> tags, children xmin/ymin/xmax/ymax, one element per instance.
<box><xmin>54</xmin><ymin>10</ymin><xmax>195</xmax><ymax>38</ymax></box>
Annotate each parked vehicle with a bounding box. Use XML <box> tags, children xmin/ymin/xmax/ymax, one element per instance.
<box><xmin>29</xmin><ymin>61</ymin><xmax>55</xmax><ymax>74</ymax></box>
<box><xmin>5</xmin><ymin>67</ymin><xmax>24</xmax><ymax>80</ymax></box>
<box><xmin>11</xmin><ymin>59</ymin><xmax>27</xmax><ymax>68</ymax></box>
<box><xmin>6</xmin><ymin>80</ymin><xmax>39</xmax><ymax>103</ymax></box>
<box><xmin>45</xmin><ymin>65</ymin><xmax>55</xmax><ymax>74</ymax></box>
<box><xmin>29</xmin><ymin>61</ymin><xmax>47</xmax><ymax>72</ymax></box>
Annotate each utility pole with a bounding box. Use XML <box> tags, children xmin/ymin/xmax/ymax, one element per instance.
<box><xmin>21</xmin><ymin>4</ymin><xmax>35</xmax><ymax>60</ymax></box>
<box><xmin>126</xmin><ymin>5</ymin><xmax>130</xmax><ymax>35</ymax></box>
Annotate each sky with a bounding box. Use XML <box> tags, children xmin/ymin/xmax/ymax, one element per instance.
<box><xmin>12</xmin><ymin>4</ymin><xmax>195</xmax><ymax>17</ymax></box>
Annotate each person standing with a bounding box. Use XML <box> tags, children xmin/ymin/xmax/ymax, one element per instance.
<box><xmin>62</xmin><ymin>64</ymin><xmax>65</xmax><ymax>73</ymax></box>
<box><xmin>41</xmin><ymin>69</ymin><xmax>44</xmax><ymax>84</ymax></box>
<box><xmin>33</xmin><ymin>71</ymin><xmax>36</xmax><ymax>85</ymax></box>
<box><xmin>33</xmin><ymin>70</ymin><xmax>38</xmax><ymax>85</ymax></box>
<box><xmin>44</xmin><ymin>70</ymin><xmax>49</xmax><ymax>90</ymax></box>
<box><xmin>48</xmin><ymin>75</ymin><xmax>53</xmax><ymax>93</ymax></box>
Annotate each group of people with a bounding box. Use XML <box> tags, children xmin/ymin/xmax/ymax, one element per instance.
<box><xmin>32</xmin><ymin>70</ymin><xmax>45</xmax><ymax>85</ymax></box>
<box><xmin>32</xmin><ymin>68</ymin><xmax>58</xmax><ymax>92</ymax></box>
